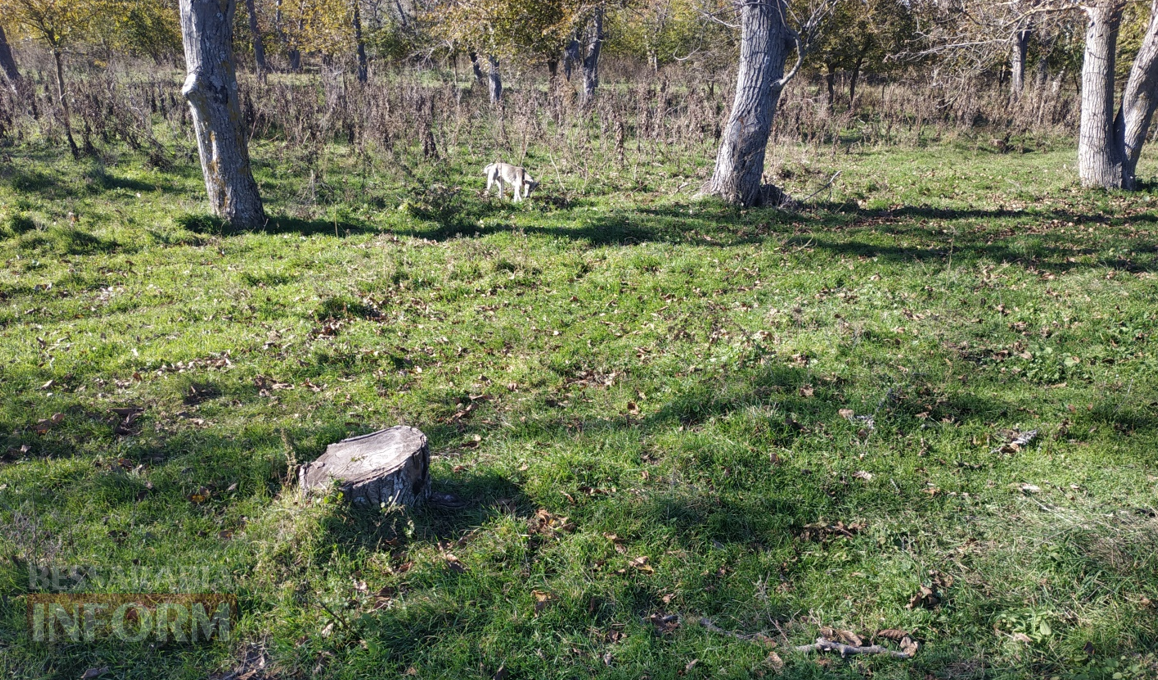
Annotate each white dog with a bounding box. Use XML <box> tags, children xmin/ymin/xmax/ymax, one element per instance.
<box><xmin>485</xmin><ymin>162</ymin><xmax>539</xmax><ymax>202</ymax></box>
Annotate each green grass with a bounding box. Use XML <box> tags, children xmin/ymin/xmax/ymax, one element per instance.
<box><xmin>1</xmin><ymin>135</ymin><xmax>1157</xmax><ymax>680</ymax></box>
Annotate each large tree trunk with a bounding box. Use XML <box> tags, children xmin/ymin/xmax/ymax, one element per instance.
<box><xmin>1078</xmin><ymin>2</ymin><xmax>1125</xmax><ymax>189</ymax></box>
<box><xmin>1120</xmin><ymin>0</ymin><xmax>1158</xmax><ymax>188</ymax></box>
<box><xmin>353</xmin><ymin>1</ymin><xmax>368</xmax><ymax>83</ymax></box>
<box><xmin>0</xmin><ymin>24</ymin><xmax>21</xmax><ymax>93</ymax></box>
<box><xmin>179</xmin><ymin>0</ymin><xmax>266</xmax><ymax>227</ymax></box>
<box><xmin>581</xmin><ymin>5</ymin><xmax>604</xmax><ymax>104</ymax></box>
<box><xmin>50</xmin><ymin>49</ymin><xmax>79</xmax><ymax>159</ymax></box>
<box><xmin>245</xmin><ymin>0</ymin><xmax>267</xmax><ymax>78</ymax></box>
<box><xmin>706</xmin><ymin>0</ymin><xmax>795</xmax><ymax>206</ymax></box>
<box><xmin>1011</xmin><ymin>27</ymin><xmax>1030</xmax><ymax>98</ymax></box>
<box><xmin>487</xmin><ymin>55</ymin><xmax>502</xmax><ymax>103</ymax></box>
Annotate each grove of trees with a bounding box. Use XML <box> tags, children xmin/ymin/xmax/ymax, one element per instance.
<box><xmin>5</xmin><ymin>0</ymin><xmax>1158</xmax><ymax>212</ymax></box>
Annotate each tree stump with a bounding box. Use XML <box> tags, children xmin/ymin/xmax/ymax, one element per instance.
<box><xmin>299</xmin><ymin>426</ymin><xmax>430</xmax><ymax>507</ymax></box>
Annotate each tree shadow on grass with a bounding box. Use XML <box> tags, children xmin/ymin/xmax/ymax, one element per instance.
<box><xmin>176</xmin><ymin>212</ymin><xmax>377</xmax><ymax>237</ymax></box>
<box><xmin>388</xmin><ymin>197</ymin><xmax>1158</xmax><ymax>274</ymax></box>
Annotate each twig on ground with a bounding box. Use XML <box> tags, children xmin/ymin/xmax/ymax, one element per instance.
<box><xmin>801</xmin><ymin>171</ymin><xmax>842</xmax><ymax>203</ymax></box>
<box><xmin>698</xmin><ymin>618</ymin><xmax>776</xmax><ymax>645</ymax></box>
<box><xmin>794</xmin><ymin>636</ymin><xmax>912</xmax><ymax>658</ymax></box>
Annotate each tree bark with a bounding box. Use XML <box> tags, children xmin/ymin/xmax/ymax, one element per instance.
<box><xmin>564</xmin><ymin>39</ymin><xmax>579</xmax><ymax>80</ymax></box>
<box><xmin>245</xmin><ymin>0</ymin><xmax>267</xmax><ymax>78</ymax></box>
<box><xmin>353</xmin><ymin>1</ymin><xmax>368</xmax><ymax>83</ymax></box>
<box><xmin>706</xmin><ymin>0</ymin><xmax>796</xmax><ymax>206</ymax></box>
<box><xmin>849</xmin><ymin>54</ymin><xmax>864</xmax><ymax>108</ymax></box>
<box><xmin>300</xmin><ymin>426</ymin><xmax>431</xmax><ymax>508</ymax></box>
<box><xmin>1078</xmin><ymin>2</ymin><xmax>1125</xmax><ymax>189</ymax></box>
<box><xmin>289</xmin><ymin>0</ymin><xmax>305</xmax><ymax>71</ymax></box>
<box><xmin>1011</xmin><ymin>26</ymin><xmax>1030</xmax><ymax>98</ymax></box>
<box><xmin>1120</xmin><ymin>0</ymin><xmax>1158</xmax><ymax>188</ymax></box>
<box><xmin>487</xmin><ymin>54</ymin><xmax>502</xmax><ymax>103</ymax></box>
<box><xmin>825</xmin><ymin>62</ymin><xmax>835</xmax><ymax>113</ymax></box>
<box><xmin>469</xmin><ymin>51</ymin><xmax>485</xmax><ymax>83</ymax></box>
<box><xmin>0</xmin><ymin>24</ymin><xmax>21</xmax><ymax>93</ymax></box>
<box><xmin>50</xmin><ymin>48</ymin><xmax>79</xmax><ymax>158</ymax></box>
<box><xmin>581</xmin><ymin>4</ymin><xmax>604</xmax><ymax>104</ymax></box>
<box><xmin>179</xmin><ymin>0</ymin><xmax>266</xmax><ymax>227</ymax></box>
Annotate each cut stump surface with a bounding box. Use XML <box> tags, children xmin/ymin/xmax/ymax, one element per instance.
<box><xmin>299</xmin><ymin>426</ymin><xmax>430</xmax><ymax>507</ymax></box>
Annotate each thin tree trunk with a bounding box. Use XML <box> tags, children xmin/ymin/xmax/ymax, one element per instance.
<box><xmin>849</xmin><ymin>55</ymin><xmax>864</xmax><ymax>108</ymax></box>
<box><xmin>581</xmin><ymin>4</ymin><xmax>604</xmax><ymax>104</ymax></box>
<box><xmin>1011</xmin><ymin>27</ymin><xmax>1030</xmax><ymax>98</ymax></box>
<box><xmin>274</xmin><ymin>0</ymin><xmax>291</xmax><ymax>72</ymax></box>
<box><xmin>245</xmin><ymin>0</ymin><xmax>267</xmax><ymax>78</ymax></box>
<box><xmin>179</xmin><ymin>0</ymin><xmax>266</xmax><ymax>227</ymax></box>
<box><xmin>1035</xmin><ymin>56</ymin><xmax>1049</xmax><ymax>91</ymax></box>
<box><xmin>51</xmin><ymin>48</ymin><xmax>79</xmax><ymax>159</ymax></box>
<box><xmin>1078</xmin><ymin>2</ymin><xmax>1125</xmax><ymax>189</ymax></box>
<box><xmin>1120</xmin><ymin>0</ymin><xmax>1158</xmax><ymax>188</ymax></box>
<box><xmin>290</xmin><ymin>0</ymin><xmax>305</xmax><ymax>71</ymax></box>
<box><xmin>825</xmin><ymin>62</ymin><xmax>835</xmax><ymax>113</ymax></box>
<box><xmin>469</xmin><ymin>51</ymin><xmax>485</xmax><ymax>83</ymax></box>
<box><xmin>0</xmin><ymin>24</ymin><xmax>21</xmax><ymax>93</ymax></box>
<box><xmin>487</xmin><ymin>55</ymin><xmax>502</xmax><ymax>103</ymax></box>
<box><xmin>564</xmin><ymin>39</ymin><xmax>579</xmax><ymax>81</ymax></box>
<box><xmin>706</xmin><ymin>0</ymin><xmax>795</xmax><ymax>206</ymax></box>
<box><xmin>353</xmin><ymin>1</ymin><xmax>368</xmax><ymax>83</ymax></box>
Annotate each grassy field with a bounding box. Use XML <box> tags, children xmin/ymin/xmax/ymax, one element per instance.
<box><xmin>1</xmin><ymin>133</ymin><xmax>1156</xmax><ymax>680</ymax></box>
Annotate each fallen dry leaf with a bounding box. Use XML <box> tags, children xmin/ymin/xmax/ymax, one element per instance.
<box><xmin>764</xmin><ymin>651</ymin><xmax>785</xmax><ymax>671</ymax></box>
<box><xmin>444</xmin><ymin>553</ymin><xmax>466</xmax><ymax>573</ymax></box>
<box><xmin>530</xmin><ymin>508</ymin><xmax>575</xmax><ymax>535</ymax></box>
<box><xmin>838</xmin><ymin>408</ymin><xmax>855</xmax><ymax>419</ymax></box>
<box><xmin>900</xmin><ymin>635</ymin><xmax>919</xmax><ymax>656</ymax></box>
<box><xmin>907</xmin><ymin>585</ymin><xmax>938</xmax><ymax>609</ymax></box>
<box><xmin>651</xmin><ymin>613</ymin><xmax>679</xmax><ymax>635</ymax></box>
<box><xmin>629</xmin><ymin>556</ymin><xmax>655</xmax><ymax>574</ymax></box>
<box><xmin>821</xmin><ymin>626</ymin><xmax>863</xmax><ymax>647</ymax></box>
<box><xmin>532</xmin><ymin>590</ymin><xmax>555</xmax><ymax>613</ymax></box>
<box><xmin>853</xmin><ymin>470</ymin><xmax>873</xmax><ymax>481</ymax></box>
